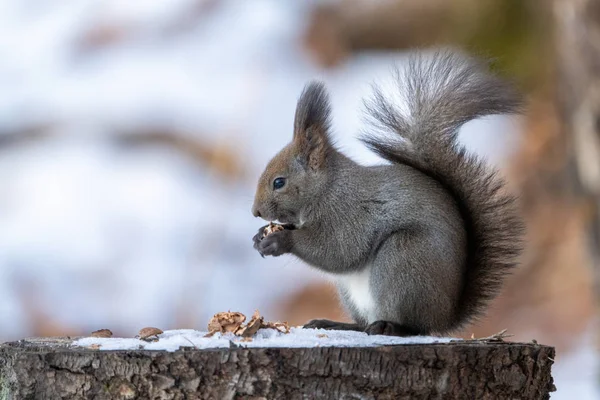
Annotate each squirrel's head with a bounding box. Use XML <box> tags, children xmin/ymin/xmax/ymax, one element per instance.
<box><xmin>252</xmin><ymin>81</ymin><xmax>334</xmax><ymax>227</ymax></box>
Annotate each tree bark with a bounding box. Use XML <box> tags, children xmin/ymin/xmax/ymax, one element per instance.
<box><xmin>0</xmin><ymin>337</ymin><xmax>554</xmax><ymax>399</ymax></box>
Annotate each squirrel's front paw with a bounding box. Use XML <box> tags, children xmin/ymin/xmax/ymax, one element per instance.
<box><xmin>252</xmin><ymin>225</ymin><xmax>269</xmax><ymax>256</ymax></box>
<box><xmin>254</xmin><ymin>230</ymin><xmax>291</xmax><ymax>257</ymax></box>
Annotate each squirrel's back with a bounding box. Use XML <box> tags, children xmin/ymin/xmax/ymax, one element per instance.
<box><xmin>361</xmin><ymin>50</ymin><xmax>524</xmax><ymax>330</ymax></box>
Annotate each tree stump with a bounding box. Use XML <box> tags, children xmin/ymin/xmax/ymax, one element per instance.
<box><xmin>0</xmin><ymin>337</ymin><xmax>554</xmax><ymax>399</ymax></box>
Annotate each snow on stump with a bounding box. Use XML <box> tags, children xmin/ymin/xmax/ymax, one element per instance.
<box><xmin>0</xmin><ymin>329</ymin><xmax>555</xmax><ymax>399</ymax></box>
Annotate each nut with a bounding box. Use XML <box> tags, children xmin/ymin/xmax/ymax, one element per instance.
<box><xmin>91</xmin><ymin>329</ymin><xmax>113</xmax><ymax>338</ymax></box>
<box><xmin>207</xmin><ymin>311</ymin><xmax>247</xmax><ymax>335</ymax></box>
<box><xmin>137</xmin><ymin>327</ymin><xmax>163</xmax><ymax>341</ymax></box>
<box><xmin>262</xmin><ymin>222</ymin><xmax>284</xmax><ymax>238</ymax></box>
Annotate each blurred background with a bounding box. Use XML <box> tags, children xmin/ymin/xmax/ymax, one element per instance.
<box><xmin>0</xmin><ymin>0</ymin><xmax>597</xmax><ymax>397</ymax></box>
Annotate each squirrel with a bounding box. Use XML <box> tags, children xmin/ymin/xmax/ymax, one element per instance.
<box><xmin>251</xmin><ymin>50</ymin><xmax>524</xmax><ymax>336</ymax></box>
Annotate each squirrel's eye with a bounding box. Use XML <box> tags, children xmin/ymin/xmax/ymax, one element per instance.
<box><xmin>273</xmin><ymin>177</ymin><xmax>286</xmax><ymax>190</ymax></box>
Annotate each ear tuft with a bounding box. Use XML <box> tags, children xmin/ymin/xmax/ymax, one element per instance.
<box><xmin>294</xmin><ymin>81</ymin><xmax>331</xmax><ymax>135</ymax></box>
<box><xmin>293</xmin><ymin>81</ymin><xmax>332</xmax><ymax>170</ymax></box>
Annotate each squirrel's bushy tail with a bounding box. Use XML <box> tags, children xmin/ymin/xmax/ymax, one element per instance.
<box><xmin>361</xmin><ymin>50</ymin><xmax>525</xmax><ymax>331</ymax></box>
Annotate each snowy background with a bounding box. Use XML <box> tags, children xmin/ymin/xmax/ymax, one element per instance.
<box><xmin>0</xmin><ymin>0</ymin><xmax>595</xmax><ymax>398</ymax></box>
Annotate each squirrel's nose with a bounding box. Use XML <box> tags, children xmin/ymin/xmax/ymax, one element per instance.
<box><xmin>252</xmin><ymin>206</ymin><xmax>262</xmax><ymax>218</ymax></box>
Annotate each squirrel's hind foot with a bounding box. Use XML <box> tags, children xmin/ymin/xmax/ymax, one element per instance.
<box><xmin>365</xmin><ymin>320</ymin><xmax>422</xmax><ymax>337</ymax></box>
<box><xmin>303</xmin><ymin>319</ymin><xmax>363</xmax><ymax>331</ymax></box>
<box><xmin>303</xmin><ymin>319</ymin><xmax>424</xmax><ymax>337</ymax></box>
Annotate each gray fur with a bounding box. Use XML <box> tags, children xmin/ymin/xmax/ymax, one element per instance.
<box><xmin>252</xmin><ymin>50</ymin><xmax>524</xmax><ymax>335</ymax></box>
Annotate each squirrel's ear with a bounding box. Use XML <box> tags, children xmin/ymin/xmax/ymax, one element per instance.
<box><xmin>293</xmin><ymin>81</ymin><xmax>332</xmax><ymax>170</ymax></box>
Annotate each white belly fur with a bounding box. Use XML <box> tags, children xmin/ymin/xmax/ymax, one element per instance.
<box><xmin>335</xmin><ymin>266</ymin><xmax>376</xmax><ymax>323</ymax></box>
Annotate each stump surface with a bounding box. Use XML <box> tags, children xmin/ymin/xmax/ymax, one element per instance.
<box><xmin>0</xmin><ymin>337</ymin><xmax>555</xmax><ymax>400</ymax></box>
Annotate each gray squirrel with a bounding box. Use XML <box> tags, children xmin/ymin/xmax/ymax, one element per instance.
<box><xmin>251</xmin><ymin>50</ymin><xmax>524</xmax><ymax>336</ymax></box>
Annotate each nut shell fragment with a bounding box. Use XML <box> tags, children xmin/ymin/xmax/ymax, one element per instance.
<box><xmin>262</xmin><ymin>321</ymin><xmax>290</xmax><ymax>334</ymax></box>
<box><xmin>235</xmin><ymin>310</ymin><xmax>264</xmax><ymax>337</ymax></box>
<box><xmin>91</xmin><ymin>329</ymin><xmax>113</xmax><ymax>338</ymax></box>
<box><xmin>205</xmin><ymin>310</ymin><xmax>291</xmax><ymax>338</ymax></box>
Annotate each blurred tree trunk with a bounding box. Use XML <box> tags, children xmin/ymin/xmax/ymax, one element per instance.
<box><xmin>554</xmin><ymin>0</ymin><xmax>600</xmax><ymax>333</ymax></box>
<box><xmin>302</xmin><ymin>0</ymin><xmax>548</xmax><ymax>89</ymax></box>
